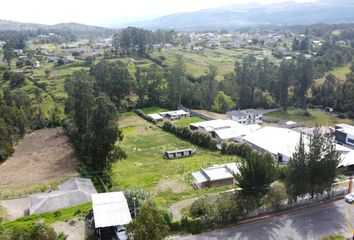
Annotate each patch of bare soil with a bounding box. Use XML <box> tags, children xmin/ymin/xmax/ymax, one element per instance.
<box><xmin>192</xmin><ymin>109</ymin><xmax>228</xmax><ymax>120</ymax></box>
<box><xmin>154</xmin><ymin>177</ymin><xmax>193</xmax><ymax>194</ymax></box>
<box><xmin>52</xmin><ymin>220</ymin><xmax>87</xmax><ymax>240</ymax></box>
<box><xmin>0</xmin><ymin>197</ymin><xmax>29</xmax><ymax>221</ymax></box>
<box><xmin>0</xmin><ymin>128</ymin><xmax>78</xmax><ymax>191</ymax></box>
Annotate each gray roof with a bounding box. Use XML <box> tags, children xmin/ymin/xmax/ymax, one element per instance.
<box><xmin>227</xmin><ymin>110</ymin><xmax>249</xmax><ymax>117</ymax></box>
<box><xmin>165</xmin><ymin>148</ymin><xmax>196</xmax><ymax>154</ymax></box>
<box><xmin>29</xmin><ymin>177</ymin><xmax>97</xmax><ymax>215</ymax></box>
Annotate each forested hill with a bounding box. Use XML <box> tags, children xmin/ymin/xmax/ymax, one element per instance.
<box><xmin>128</xmin><ymin>0</ymin><xmax>354</xmax><ymax>30</ymax></box>
<box><xmin>0</xmin><ymin>20</ymin><xmax>116</xmax><ymax>37</ymax></box>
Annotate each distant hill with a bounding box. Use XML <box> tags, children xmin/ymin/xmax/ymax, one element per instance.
<box><xmin>0</xmin><ymin>20</ymin><xmax>116</xmax><ymax>36</ymax></box>
<box><xmin>128</xmin><ymin>0</ymin><xmax>354</xmax><ymax>30</ymax></box>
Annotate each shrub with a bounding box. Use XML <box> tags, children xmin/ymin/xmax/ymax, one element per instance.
<box><xmin>190</xmin><ymin>197</ymin><xmax>215</xmax><ymax>218</ymax></box>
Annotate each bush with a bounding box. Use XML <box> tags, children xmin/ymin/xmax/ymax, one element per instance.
<box><xmin>337</xmin><ymin>113</ymin><xmax>346</xmax><ymax>119</ymax></box>
<box><xmin>162</xmin><ymin>121</ymin><xmax>217</xmax><ymax>150</ymax></box>
<box><xmin>221</xmin><ymin>142</ymin><xmax>252</xmax><ymax>158</ymax></box>
<box><xmin>190</xmin><ymin>197</ymin><xmax>215</xmax><ymax>218</ymax></box>
<box><xmin>133</xmin><ymin>109</ymin><xmax>157</xmax><ymax>124</ymax></box>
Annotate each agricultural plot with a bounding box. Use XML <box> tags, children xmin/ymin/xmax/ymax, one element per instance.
<box><xmin>112</xmin><ymin>112</ymin><xmax>238</xmax><ymax>205</ymax></box>
<box><xmin>315</xmin><ymin>64</ymin><xmax>351</xmax><ymax>85</ymax></box>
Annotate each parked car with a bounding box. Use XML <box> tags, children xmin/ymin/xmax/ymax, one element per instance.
<box><xmin>113</xmin><ymin>225</ymin><xmax>128</xmax><ymax>240</ymax></box>
<box><xmin>345</xmin><ymin>192</ymin><xmax>354</xmax><ymax>204</ymax></box>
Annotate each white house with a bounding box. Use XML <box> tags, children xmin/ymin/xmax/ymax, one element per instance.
<box><xmin>148</xmin><ymin>113</ymin><xmax>164</xmax><ymax>122</ymax></box>
<box><xmin>190</xmin><ymin>119</ymin><xmax>241</xmax><ymax>138</ymax></box>
<box><xmin>227</xmin><ymin>109</ymin><xmax>263</xmax><ymax>124</ymax></box>
<box><xmin>160</xmin><ymin>110</ymin><xmax>190</xmax><ymax>120</ymax></box>
<box><xmin>335</xmin><ymin>124</ymin><xmax>354</xmax><ymax>148</ymax></box>
<box><xmin>214</xmin><ymin>124</ymin><xmax>261</xmax><ymax>143</ymax></box>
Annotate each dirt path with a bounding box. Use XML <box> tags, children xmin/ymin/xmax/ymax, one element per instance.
<box><xmin>169</xmin><ymin>197</ymin><xmax>199</xmax><ymax>220</ymax></box>
<box><xmin>0</xmin><ymin>128</ymin><xmax>78</xmax><ymax>195</ymax></box>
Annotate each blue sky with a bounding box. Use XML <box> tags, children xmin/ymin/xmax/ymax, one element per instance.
<box><xmin>1</xmin><ymin>0</ymin><xmax>318</xmax><ymax>26</ymax></box>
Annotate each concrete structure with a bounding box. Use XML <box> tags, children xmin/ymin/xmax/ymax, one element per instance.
<box><xmin>92</xmin><ymin>192</ymin><xmax>132</xmax><ymax>229</ymax></box>
<box><xmin>227</xmin><ymin>109</ymin><xmax>263</xmax><ymax>124</ymax></box>
<box><xmin>29</xmin><ymin>177</ymin><xmax>97</xmax><ymax>215</ymax></box>
<box><xmin>164</xmin><ymin>148</ymin><xmax>196</xmax><ymax>159</ymax></box>
<box><xmin>192</xmin><ymin>163</ymin><xmax>240</xmax><ymax>189</ymax></box>
<box><xmin>160</xmin><ymin>110</ymin><xmax>190</xmax><ymax>120</ymax></box>
<box><xmin>149</xmin><ymin>113</ymin><xmax>164</xmax><ymax>122</ymax></box>
<box><xmin>335</xmin><ymin>124</ymin><xmax>354</xmax><ymax>148</ymax></box>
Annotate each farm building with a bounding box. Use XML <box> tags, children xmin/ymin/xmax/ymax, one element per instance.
<box><xmin>190</xmin><ymin>119</ymin><xmax>241</xmax><ymax>137</ymax></box>
<box><xmin>92</xmin><ymin>192</ymin><xmax>132</xmax><ymax>229</ymax></box>
<box><xmin>29</xmin><ymin>177</ymin><xmax>97</xmax><ymax>215</ymax></box>
<box><xmin>148</xmin><ymin>113</ymin><xmax>164</xmax><ymax>122</ymax></box>
<box><xmin>214</xmin><ymin>124</ymin><xmax>261</xmax><ymax>143</ymax></box>
<box><xmin>227</xmin><ymin>109</ymin><xmax>263</xmax><ymax>124</ymax></box>
<box><xmin>192</xmin><ymin>163</ymin><xmax>240</xmax><ymax>189</ymax></box>
<box><xmin>243</xmin><ymin>126</ymin><xmax>352</xmax><ymax>164</ymax></box>
<box><xmin>335</xmin><ymin>124</ymin><xmax>354</xmax><ymax>148</ymax></box>
<box><xmin>160</xmin><ymin>110</ymin><xmax>190</xmax><ymax>120</ymax></box>
<box><xmin>164</xmin><ymin>148</ymin><xmax>196</xmax><ymax>159</ymax></box>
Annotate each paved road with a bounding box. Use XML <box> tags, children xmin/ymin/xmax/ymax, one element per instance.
<box><xmin>173</xmin><ymin>200</ymin><xmax>352</xmax><ymax>240</ymax></box>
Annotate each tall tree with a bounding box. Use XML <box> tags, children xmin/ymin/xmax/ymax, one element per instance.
<box><xmin>3</xmin><ymin>42</ymin><xmax>15</xmax><ymax>70</ymax></box>
<box><xmin>295</xmin><ymin>55</ymin><xmax>313</xmax><ymax>110</ymax></box>
<box><xmin>168</xmin><ymin>55</ymin><xmax>186</xmax><ymax>108</ymax></box>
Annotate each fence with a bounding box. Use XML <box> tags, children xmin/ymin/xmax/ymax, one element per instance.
<box><xmin>178</xmin><ymin>105</ymin><xmax>214</xmax><ymax>121</ymax></box>
<box><xmin>245</xmin><ymin>185</ymin><xmax>348</xmax><ymax>219</ymax></box>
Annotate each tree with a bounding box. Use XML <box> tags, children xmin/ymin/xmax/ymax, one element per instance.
<box><xmin>168</xmin><ymin>55</ymin><xmax>186</xmax><ymax>108</ymax></box>
<box><xmin>212</xmin><ymin>91</ymin><xmax>235</xmax><ymax>112</ymax></box>
<box><xmin>235</xmin><ymin>151</ymin><xmax>276</xmax><ymax>209</ymax></box>
<box><xmin>128</xmin><ymin>201</ymin><xmax>170</xmax><ymax>240</ymax></box>
<box><xmin>285</xmin><ymin>130</ymin><xmax>340</xmax><ymax>200</ymax></box>
<box><xmin>294</xmin><ymin>55</ymin><xmax>313</xmax><ymax>110</ymax></box>
<box><xmin>3</xmin><ymin>42</ymin><xmax>15</xmax><ymax>70</ymax></box>
<box><xmin>285</xmin><ymin>134</ymin><xmax>308</xmax><ymax>201</ymax></box>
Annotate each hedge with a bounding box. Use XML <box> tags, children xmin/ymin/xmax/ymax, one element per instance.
<box><xmin>162</xmin><ymin>121</ymin><xmax>217</xmax><ymax>150</ymax></box>
<box><xmin>220</xmin><ymin>142</ymin><xmax>252</xmax><ymax>158</ymax></box>
<box><xmin>133</xmin><ymin>109</ymin><xmax>157</xmax><ymax>124</ymax></box>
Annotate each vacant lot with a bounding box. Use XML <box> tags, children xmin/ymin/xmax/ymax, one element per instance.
<box><xmin>0</xmin><ymin>128</ymin><xmax>78</xmax><ymax>198</ymax></box>
<box><xmin>111</xmin><ymin>113</ymin><xmax>238</xmax><ymax>206</ymax></box>
<box><xmin>192</xmin><ymin>109</ymin><xmax>228</xmax><ymax>120</ymax></box>
<box><xmin>265</xmin><ymin>108</ymin><xmax>354</xmax><ymax>127</ymax></box>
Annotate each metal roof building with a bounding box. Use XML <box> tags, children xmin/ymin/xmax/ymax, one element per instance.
<box><xmin>29</xmin><ymin>177</ymin><xmax>97</xmax><ymax>215</ymax></box>
<box><xmin>92</xmin><ymin>192</ymin><xmax>132</xmax><ymax>229</ymax></box>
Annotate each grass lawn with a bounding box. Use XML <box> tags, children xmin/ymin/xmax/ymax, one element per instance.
<box><xmin>2</xmin><ymin>203</ymin><xmax>91</xmax><ymax>230</ymax></box>
<box><xmin>315</xmin><ymin>64</ymin><xmax>351</xmax><ymax>85</ymax></box>
<box><xmin>265</xmin><ymin>108</ymin><xmax>354</xmax><ymax>127</ymax></box>
<box><xmin>141</xmin><ymin>106</ymin><xmax>170</xmax><ymax>114</ymax></box>
<box><xmin>173</xmin><ymin>116</ymin><xmax>204</xmax><ymax>127</ymax></box>
<box><xmin>0</xmin><ymin>205</ymin><xmax>7</xmax><ymax>223</ymax></box>
<box><xmin>321</xmin><ymin>236</ymin><xmax>345</xmax><ymax>240</ymax></box>
<box><xmin>112</xmin><ymin>113</ymin><xmax>239</xmax><ymax>206</ymax></box>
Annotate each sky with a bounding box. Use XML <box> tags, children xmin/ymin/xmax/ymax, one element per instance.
<box><xmin>1</xmin><ymin>0</ymin><xmax>319</xmax><ymax>27</ymax></box>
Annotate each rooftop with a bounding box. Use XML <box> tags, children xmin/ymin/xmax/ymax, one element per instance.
<box><xmin>190</xmin><ymin>119</ymin><xmax>241</xmax><ymax>132</ymax></box>
<box><xmin>92</xmin><ymin>192</ymin><xmax>132</xmax><ymax>228</ymax></box>
<box><xmin>192</xmin><ymin>163</ymin><xmax>239</xmax><ymax>183</ymax></box>
<box><xmin>214</xmin><ymin>124</ymin><xmax>261</xmax><ymax>140</ymax></box>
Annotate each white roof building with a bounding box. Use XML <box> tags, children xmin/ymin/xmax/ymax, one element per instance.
<box><xmin>190</xmin><ymin>119</ymin><xmax>242</xmax><ymax>133</ymax></box>
<box><xmin>159</xmin><ymin>110</ymin><xmax>190</xmax><ymax>120</ymax></box>
<box><xmin>214</xmin><ymin>124</ymin><xmax>261</xmax><ymax>142</ymax></box>
<box><xmin>338</xmin><ymin>151</ymin><xmax>354</xmax><ymax>168</ymax></box>
<box><xmin>192</xmin><ymin>163</ymin><xmax>240</xmax><ymax>189</ymax></box>
<box><xmin>92</xmin><ymin>192</ymin><xmax>132</xmax><ymax>229</ymax></box>
<box><xmin>148</xmin><ymin>113</ymin><xmax>164</xmax><ymax>121</ymax></box>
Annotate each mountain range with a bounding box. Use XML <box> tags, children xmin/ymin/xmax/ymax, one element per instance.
<box><xmin>126</xmin><ymin>0</ymin><xmax>354</xmax><ymax>30</ymax></box>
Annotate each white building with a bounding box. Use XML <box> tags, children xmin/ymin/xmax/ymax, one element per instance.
<box><xmin>214</xmin><ymin>124</ymin><xmax>261</xmax><ymax>143</ymax></box>
<box><xmin>159</xmin><ymin>110</ymin><xmax>190</xmax><ymax>120</ymax></box>
<box><xmin>190</xmin><ymin>119</ymin><xmax>241</xmax><ymax>137</ymax></box>
<box><xmin>335</xmin><ymin>124</ymin><xmax>354</xmax><ymax>148</ymax></box>
<box><xmin>227</xmin><ymin>109</ymin><xmax>263</xmax><ymax>124</ymax></box>
<box><xmin>148</xmin><ymin>113</ymin><xmax>164</xmax><ymax>122</ymax></box>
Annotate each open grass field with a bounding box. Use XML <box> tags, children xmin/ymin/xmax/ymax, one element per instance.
<box><xmin>112</xmin><ymin>112</ymin><xmax>239</xmax><ymax>206</ymax></box>
<box><xmin>265</xmin><ymin>108</ymin><xmax>354</xmax><ymax>127</ymax></box>
<box><xmin>0</xmin><ymin>128</ymin><xmax>78</xmax><ymax>199</ymax></box>
<box><xmin>173</xmin><ymin>116</ymin><xmax>204</xmax><ymax>127</ymax></box>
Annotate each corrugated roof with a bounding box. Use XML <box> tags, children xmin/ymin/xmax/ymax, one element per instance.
<box><xmin>92</xmin><ymin>192</ymin><xmax>132</xmax><ymax>228</ymax></box>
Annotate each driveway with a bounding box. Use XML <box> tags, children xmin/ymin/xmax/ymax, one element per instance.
<box><xmin>172</xmin><ymin>200</ymin><xmax>351</xmax><ymax>240</ymax></box>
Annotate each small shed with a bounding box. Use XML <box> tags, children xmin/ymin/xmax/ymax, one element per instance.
<box><xmin>92</xmin><ymin>192</ymin><xmax>132</xmax><ymax>229</ymax></box>
<box><xmin>164</xmin><ymin>148</ymin><xmax>196</xmax><ymax>159</ymax></box>
<box><xmin>148</xmin><ymin>113</ymin><xmax>164</xmax><ymax>122</ymax></box>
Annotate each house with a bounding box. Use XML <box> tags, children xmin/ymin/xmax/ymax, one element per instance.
<box><xmin>64</xmin><ymin>55</ymin><xmax>75</xmax><ymax>63</ymax></box>
<box><xmin>192</xmin><ymin>163</ymin><xmax>240</xmax><ymax>189</ymax></box>
<box><xmin>92</xmin><ymin>192</ymin><xmax>132</xmax><ymax>230</ymax></box>
<box><xmin>214</xmin><ymin>124</ymin><xmax>261</xmax><ymax>143</ymax></box>
<box><xmin>160</xmin><ymin>110</ymin><xmax>190</xmax><ymax>120</ymax></box>
<box><xmin>335</xmin><ymin>124</ymin><xmax>354</xmax><ymax>148</ymax></box>
<box><xmin>29</xmin><ymin>177</ymin><xmax>97</xmax><ymax>215</ymax></box>
<box><xmin>227</xmin><ymin>109</ymin><xmax>263</xmax><ymax>124</ymax></box>
<box><xmin>148</xmin><ymin>113</ymin><xmax>164</xmax><ymax>122</ymax></box>
<box><xmin>164</xmin><ymin>148</ymin><xmax>196</xmax><ymax>159</ymax></box>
